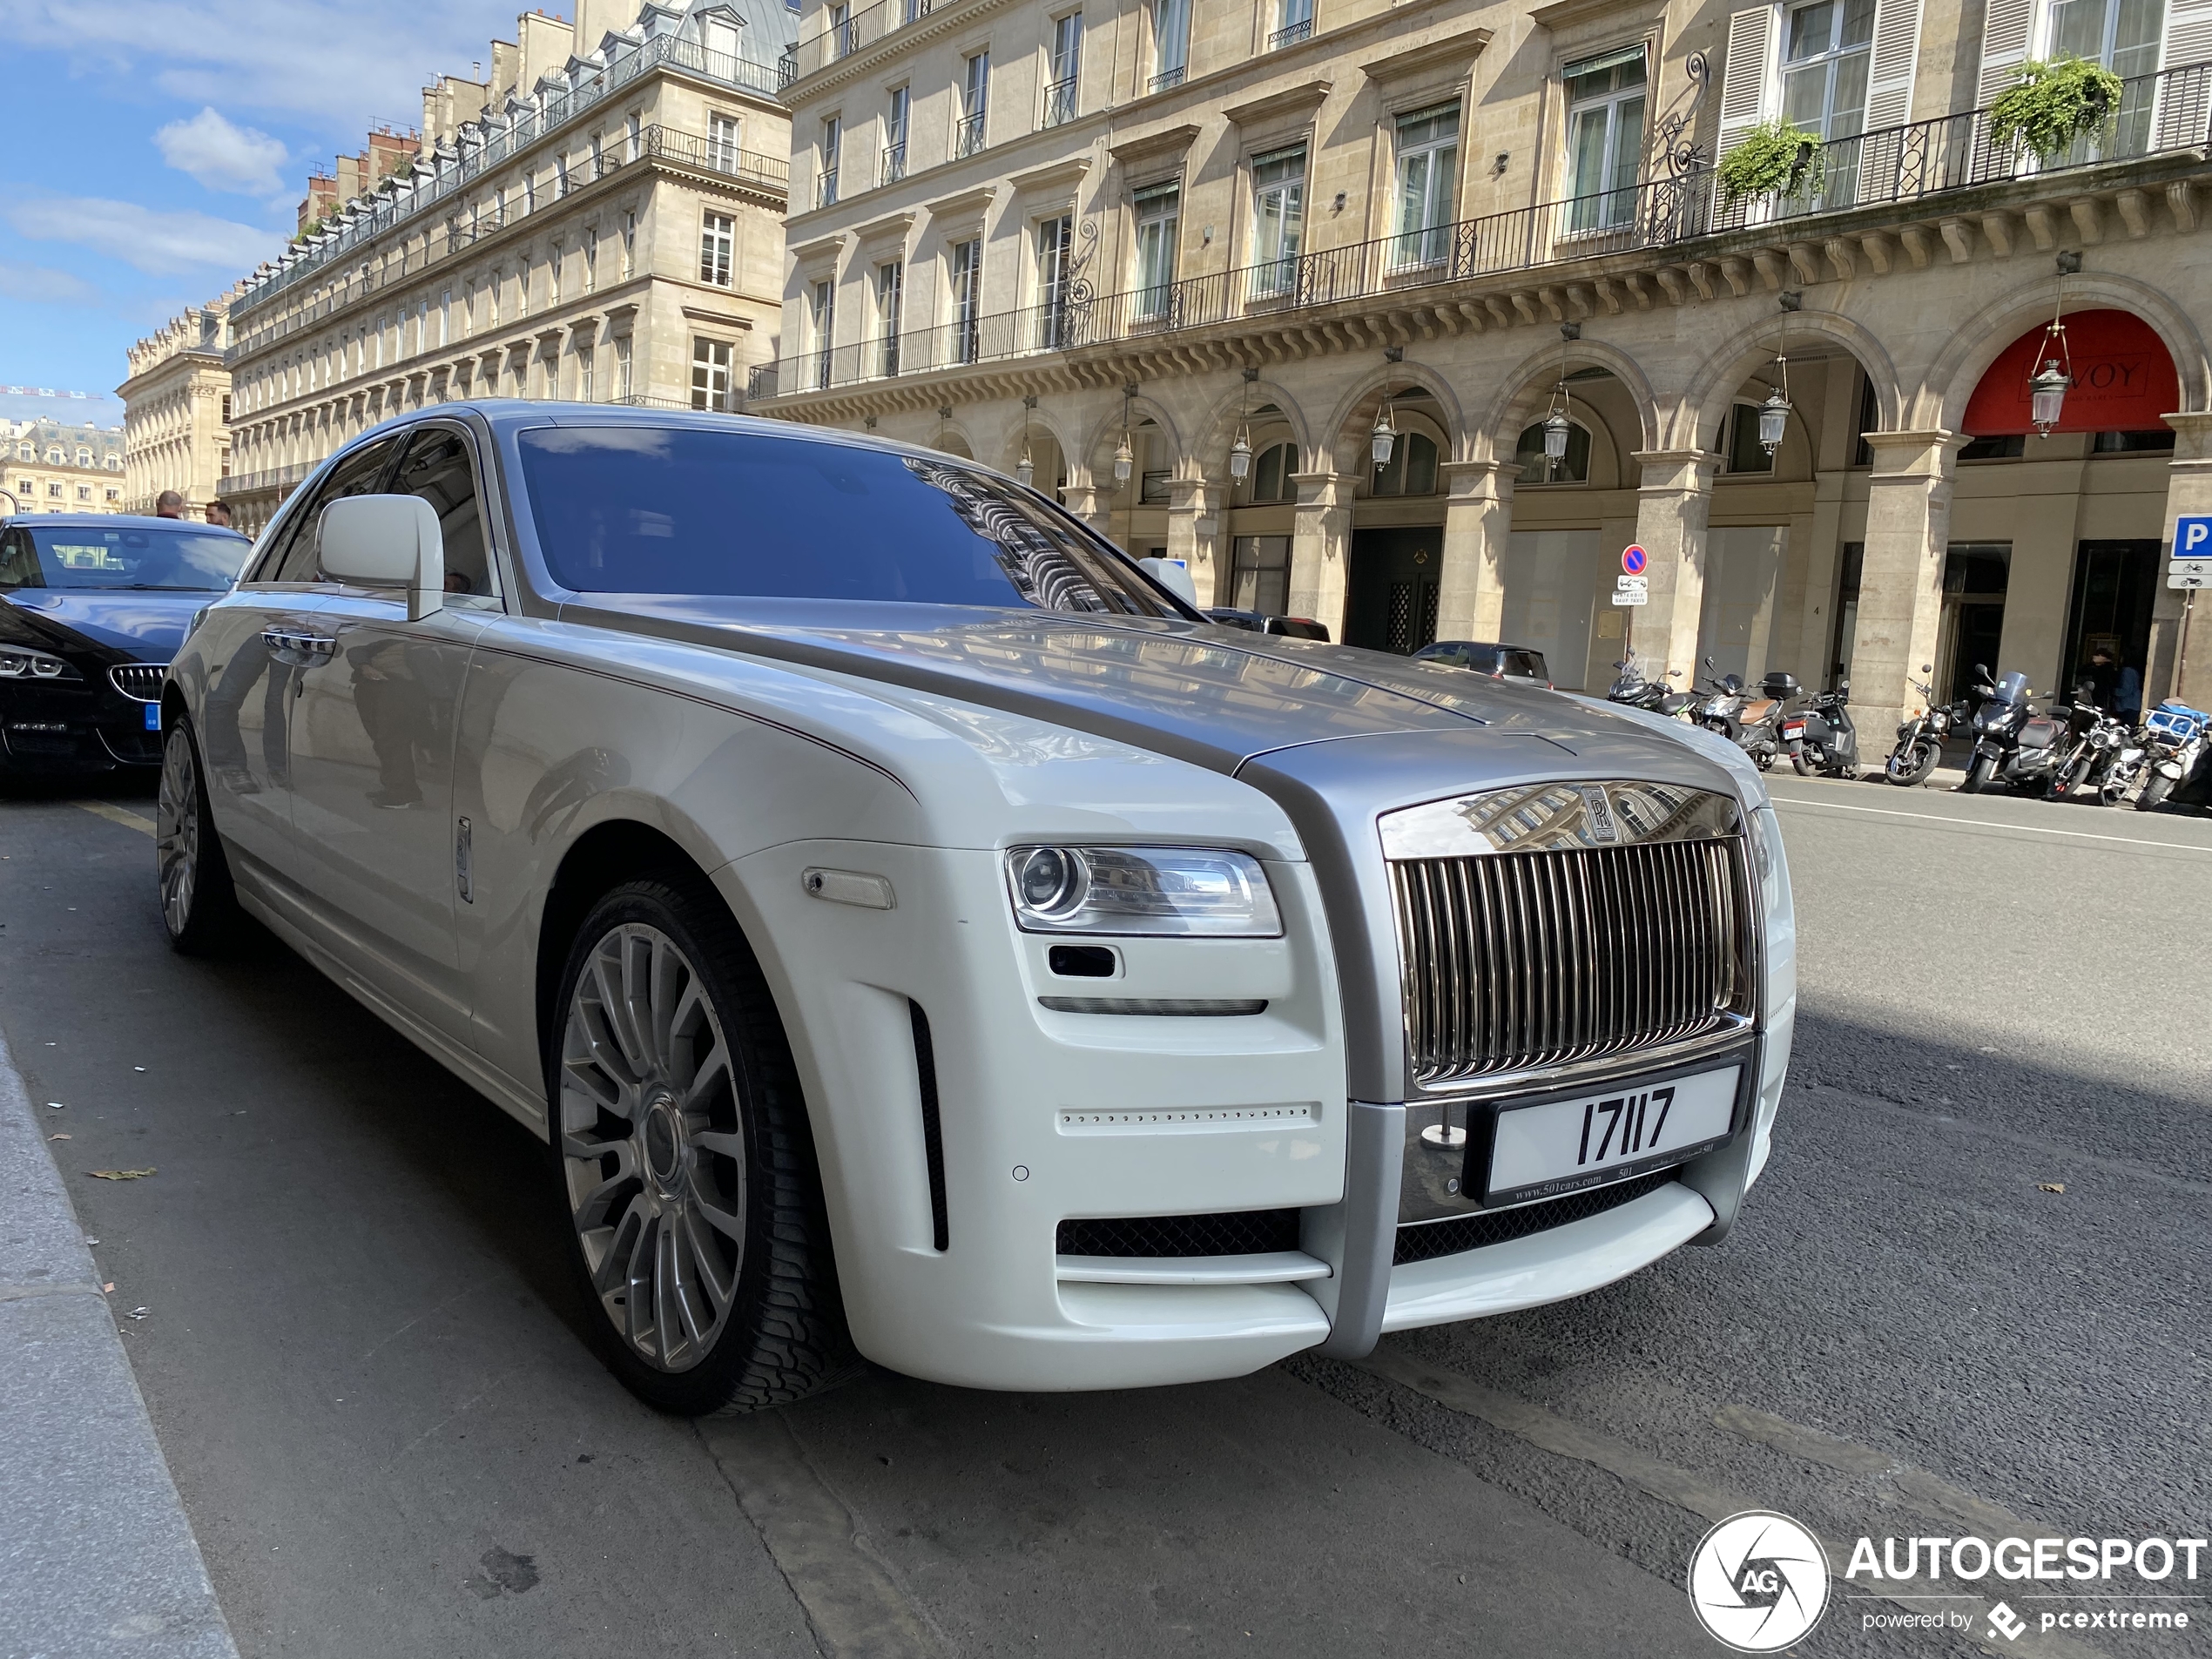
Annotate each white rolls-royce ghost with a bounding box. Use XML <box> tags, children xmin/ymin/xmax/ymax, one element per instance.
<box><xmin>157</xmin><ymin>404</ymin><xmax>1795</xmax><ymax>1415</ymax></box>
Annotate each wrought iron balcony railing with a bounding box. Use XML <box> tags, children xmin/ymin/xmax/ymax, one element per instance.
<box><xmin>881</xmin><ymin>142</ymin><xmax>907</xmax><ymax>185</ymax></box>
<box><xmin>750</xmin><ymin>58</ymin><xmax>2212</xmax><ymax>404</ymax></box>
<box><xmin>954</xmin><ymin>111</ymin><xmax>987</xmax><ymax>157</ymax></box>
<box><xmin>1042</xmin><ymin>76</ymin><xmax>1079</xmax><ymax>127</ymax></box>
<box><xmin>1269</xmin><ymin>17</ymin><xmax>1313</xmax><ymax>50</ymax></box>
<box><xmin>1148</xmin><ymin>65</ymin><xmax>1186</xmax><ymax>94</ymax></box>
<box><xmin>789</xmin><ymin>0</ymin><xmax>942</xmax><ymax>81</ymax></box>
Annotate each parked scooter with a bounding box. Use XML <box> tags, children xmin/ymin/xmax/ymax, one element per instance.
<box><xmin>1606</xmin><ymin>656</ymin><xmax>1698</xmax><ymax>720</ymax></box>
<box><xmin>2136</xmin><ymin>699</ymin><xmax>2210</xmax><ymax>812</ymax></box>
<box><xmin>1962</xmin><ymin>669</ymin><xmax>2099</xmax><ymax>797</ymax></box>
<box><xmin>1884</xmin><ymin>665</ymin><xmax>1971</xmax><ymax>787</ymax></box>
<box><xmin>1782</xmin><ymin>680</ymin><xmax>1859</xmax><ymax>777</ymax></box>
<box><xmin>1694</xmin><ymin>658</ymin><xmax>1797</xmax><ymax>771</ymax></box>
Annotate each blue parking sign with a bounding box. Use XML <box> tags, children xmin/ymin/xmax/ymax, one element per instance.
<box><xmin>2178</xmin><ymin>516</ymin><xmax>2212</xmax><ymax>560</ymax></box>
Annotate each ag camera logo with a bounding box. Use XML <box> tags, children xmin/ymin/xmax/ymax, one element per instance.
<box><xmin>1688</xmin><ymin>1511</ymin><xmax>1831</xmax><ymax>1651</ymax></box>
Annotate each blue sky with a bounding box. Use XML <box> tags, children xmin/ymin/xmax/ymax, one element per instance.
<box><xmin>0</xmin><ymin>0</ymin><xmax>533</xmax><ymax>426</ymax></box>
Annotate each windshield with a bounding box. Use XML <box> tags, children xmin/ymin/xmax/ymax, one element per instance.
<box><xmin>1996</xmin><ymin>671</ymin><xmax>2030</xmax><ymax>705</ymax></box>
<box><xmin>0</xmin><ymin>523</ymin><xmax>247</xmax><ymax>592</ymax></box>
<box><xmin>516</xmin><ymin>426</ymin><xmax>1184</xmax><ymax>616</ymax></box>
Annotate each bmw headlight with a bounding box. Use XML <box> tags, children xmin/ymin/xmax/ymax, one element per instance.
<box><xmin>0</xmin><ymin>645</ymin><xmax>79</xmax><ymax>681</ymax></box>
<box><xmin>1003</xmin><ymin>845</ymin><xmax>1282</xmax><ymax>937</ymax></box>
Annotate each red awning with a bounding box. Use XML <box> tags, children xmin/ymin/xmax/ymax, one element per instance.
<box><xmin>1961</xmin><ymin>308</ymin><xmax>2180</xmax><ymax>435</ymax></box>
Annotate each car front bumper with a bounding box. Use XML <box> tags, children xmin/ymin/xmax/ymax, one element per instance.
<box><xmin>0</xmin><ymin>679</ymin><xmax>163</xmax><ymax>772</ymax></box>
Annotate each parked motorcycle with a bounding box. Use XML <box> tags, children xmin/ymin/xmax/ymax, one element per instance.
<box><xmin>1884</xmin><ymin>664</ymin><xmax>1969</xmax><ymax>787</ymax></box>
<box><xmin>2136</xmin><ymin>699</ymin><xmax>2210</xmax><ymax>812</ymax></box>
<box><xmin>2054</xmin><ymin>711</ymin><xmax>2147</xmax><ymax>806</ymax></box>
<box><xmin>1782</xmin><ymin>680</ymin><xmax>1859</xmax><ymax>778</ymax></box>
<box><xmin>1606</xmin><ymin>657</ymin><xmax>1697</xmax><ymax>720</ymax></box>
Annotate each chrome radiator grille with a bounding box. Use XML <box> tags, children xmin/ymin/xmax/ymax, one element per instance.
<box><xmin>108</xmin><ymin>664</ymin><xmax>166</xmax><ymax>702</ymax></box>
<box><xmin>1386</xmin><ymin>786</ymin><xmax>1755</xmax><ymax>1087</ymax></box>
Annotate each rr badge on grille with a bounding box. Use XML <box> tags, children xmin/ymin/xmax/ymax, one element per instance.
<box><xmin>1578</xmin><ymin>785</ymin><xmax>1619</xmax><ymax>842</ymax></box>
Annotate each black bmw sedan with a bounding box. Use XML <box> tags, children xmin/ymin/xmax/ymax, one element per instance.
<box><xmin>0</xmin><ymin>514</ymin><xmax>251</xmax><ymax>777</ymax></box>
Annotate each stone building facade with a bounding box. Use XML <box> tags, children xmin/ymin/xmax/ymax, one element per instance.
<box><xmin>118</xmin><ymin>294</ymin><xmax>238</xmax><ymax>519</ymax></box>
<box><xmin>752</xmin><ymin>0</ymin><xmax>2212</xmax><ymax>732</ymax></box>
<box><xmin>5</xmin><ymin>420</ymin><xmax>127</xmax><ymax>516</ymax></box>
<box><xmin>220</xmin><ymin>0</ymin><xmax>798</xmax><ymax>534</ymax></box>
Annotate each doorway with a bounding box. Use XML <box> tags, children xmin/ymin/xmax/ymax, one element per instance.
<box><xmin>1345</xmin><ymin>526</ymin><xmax>1444</xmax><ymax>652</ymax></box>
<box><xmin>2062</xmin><ymin>540</ymin><xmax>2159</xmax><ymax>700</ymax></box>
<box><xmin>1935</xmin><ymin>543</ymin><xmax>2010</xmax><ymax>705</ymax></box>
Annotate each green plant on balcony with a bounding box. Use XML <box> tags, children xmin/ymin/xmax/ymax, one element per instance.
<box><xmin>1987</xmin><ymin>56</ymin><xmax>2127</xmax><ymax>159</ymax></box>
<box><xmin>1716</xmin><ymin>120</ymin><xmax>1826</xmax><ymax>203</ymax></box>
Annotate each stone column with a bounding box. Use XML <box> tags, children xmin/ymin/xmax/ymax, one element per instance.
<box><xmin>1288</xmin><ymin>471</ymin><xmax>1352</xmax><ymax>637</ymax></box>
<box><xmin>1630</xmin><ymin>449</ymin><xmax>1719</xmax><ymax>681</ymax></box>
<box><xmin>1165</xmin><ymin>477</ymin><xmax>1222</xmax><ymax>606</ymax></box>
<box><xmin>1852</xmin><ymin>430</ymin><xmax>1966</xmax><ymax>738</ymax></box>
<box><xmin>1061</xmin><ymin>480</ymin><xmax>1114</xmax><ymax>544</ymax></box>
<box><xmin>2148</xmin><ymin>412</ymin><xmax>2212</xmax><ymax>708</ymax></box>
<box><xmin>1435</xmin><ymin>460</ymin><xmax>1512</xmax><ymax>643</ymax></box>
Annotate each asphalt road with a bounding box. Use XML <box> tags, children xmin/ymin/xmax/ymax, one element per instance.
<box><xmin>2</xmin><ymin>768</ymin><xmax>2207</xmax><ymax>1659</ymax></box>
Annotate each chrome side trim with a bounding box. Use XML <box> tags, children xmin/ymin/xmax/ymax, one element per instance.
<box><xmin>1310</xmin><ymin>1100</ymin><xmax>1402</xmax><ymax>1359</ymax></box>
<box><xmin>1055</xmin><ymin>1251</ymin><xmax>1331</xmax><ymax>1285</ymax></box>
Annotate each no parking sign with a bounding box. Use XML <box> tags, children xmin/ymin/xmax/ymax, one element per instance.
<box><xmin>1622</xmin><ymin>544</ymin><xmax>1648</xmax><ymax>576</ymax></box>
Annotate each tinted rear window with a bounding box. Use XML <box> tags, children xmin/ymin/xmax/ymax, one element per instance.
<box><xmin>1</xmin><ymin>523</ymin><xmax>247</xmax><ymax>591</ymax></box>
<box><xmin>515</xmin><ymin>426</ymin><xmax>1179</xmax><ymax>615</ymax></box>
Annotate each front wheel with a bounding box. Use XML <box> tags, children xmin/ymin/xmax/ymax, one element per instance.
<box><xmin>2136</xmin><ymin>772</ymin><xmax>2176</xmax><ymax>813</ymax></box>
<box><xmin>155</xmin><ymin>717</ymin><xmax>241</xmax><ymax>954</ymax></box>
<box><xmin>1960</xmin><ymin>752</ymin><xmax>1999</xmax><ymax>794</ymax></box>
<box><xmin>1885</xmin><ymin>742</ymin><xmax>1939</xmax><ymax>787</ymax></box>
<box><xmin>550</xmin><ymin>877</ymin><xmax>853</xmax><ymax>1416</ymax></box>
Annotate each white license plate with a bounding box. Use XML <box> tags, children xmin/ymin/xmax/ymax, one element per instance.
<box><xmin>1484</xmin><ymin>1065</ymin><xmax>1741</xmax><ymax>1206</ymax></box>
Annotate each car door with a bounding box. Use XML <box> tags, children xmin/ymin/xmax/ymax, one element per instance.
<box><xmin>284</xmin><ymin>423</ymin><xmax>496</xmax><ymax>1043</ymax></box>
<box><xmin>197</xmin><ymin>439</ymin><xmax>400</xmax><ymax>883</ymax></box>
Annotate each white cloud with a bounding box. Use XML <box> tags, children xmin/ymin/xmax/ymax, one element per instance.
<box><xmin>7</xmin><ymin>198</ymin><xmax>282</xmax><ymax>278</ymax></box>
<box><xmin>155</xmin><ymin>106</ymin><xmax>288</xmax><ymax>196</ymax></box>
<box><xmin>0</xmin><ymin>262</ymin><xmax>98</xmax><ymax>304</ymax></box>
<box><xmin>0</xmin><ymin>0</ymin><xmax>521</xmax><ymax>134</ymax></box>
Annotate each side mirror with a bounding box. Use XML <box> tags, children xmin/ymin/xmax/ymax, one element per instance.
<box><xmin>1973</xmin><ymin>663</ymin><xmax>1990</xmax><ymax>678</ymax></box>
<box><xmin>320</xmin><ymin>495</ymin><xmax>444</xmax><ymax>621</ymax></box>
<box><xmin>1668</xmin><ymin>669</ymin><xmax>1682</xmax><ymax>678</ymax></box>
<box><xmin>1137</xmin><ymin>556</ymin><xmax>1198</xmax><ymax>608</ymax></box>
<box><xmin>1922</xmin><ymin>664</ymin><xmax>1933</xmax><ymax>674</ymax></box>
<box><xmin>1838</xmin><ymin>679</ymin><xmax>1851</xmax><ymax>695</ymax></box>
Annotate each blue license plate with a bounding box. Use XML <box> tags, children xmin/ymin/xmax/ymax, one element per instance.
<box><xmin>144</xmin><ymin>704</ymin><xmax>161</xmax><ymax>732</ymax></box>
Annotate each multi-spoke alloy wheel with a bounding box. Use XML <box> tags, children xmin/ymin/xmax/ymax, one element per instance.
<box><xmin>550</xmin><ymin>880</ymin><xmax>849</xmax><ymax>1414</ymax></box>
<box><xmin>560</xmin><ymin>922</ymin><xmax>747</xmax><ymax>1372</ymax></box>
<box><xmin>155</xmin><ymin>717</ymin><xmax>238</xmax><ymax>954</ymax></box>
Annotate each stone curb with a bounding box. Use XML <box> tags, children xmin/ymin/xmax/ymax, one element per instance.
<box><xmin>0</xmin><ymin>1031</ymin><xmax>240</xmax><ymax>1659</ymax></box>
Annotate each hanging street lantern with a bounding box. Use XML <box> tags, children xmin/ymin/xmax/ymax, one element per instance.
<box><xmin>1757</xmin><ymin>387</ymin><xmax>1791</xmax><ymax>455</ymax></box>
<box><xmin>1541</xmin><ymin>408</ymin><xmax>1571</xmax><ymax>464</ymax></box>
<box><xmin>1016</xmin><ymin>445</ymin><xmax>1035</xmax><ymax>488</ymax></box>
<box><xmin>1371</xmin><ymin>397</ymin><xmax>1397</xmax><ymax>468</ymax></box>
<box><xmin>1229</xmin><ymin>429</ymin><xmax>1252</xmax><ymax>482</ymax></box>
<box><xmin>1113</xmin><ymin>431</ymin><xmax>1133</xmax><ymax>484</ymax></box>
<box><xmin>2029</xmin><ymin>359</ymin><xmax>2071</xmax><ymax>435</ymax></box>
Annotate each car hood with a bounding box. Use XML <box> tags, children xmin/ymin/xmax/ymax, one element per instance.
<box><xmin>0</xmin><ymin>590</ymin><xmax>212</xmax><ymax>663</ymax></box>
<box><xmin>559</xmin><ymin>596</ymin><xmax>1731</xmax><ymax>790</ymax></box>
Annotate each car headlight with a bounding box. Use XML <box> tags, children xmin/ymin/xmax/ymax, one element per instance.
<box><xmin>1003</xmin><ymin>845</ymin><xmax>1282</xmax><ymax>937</ymax></box>
<box><xmin>0</xmin><ymin>645</ymin><xmax>79</xmax><ymax>681</ymax></box>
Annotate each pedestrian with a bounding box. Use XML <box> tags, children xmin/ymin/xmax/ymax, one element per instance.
<box><xmin>154</xmin><ymin>489</ymin><xmax>186</xmax><ymax>519</ymax></box>
<box><xmin>2115</xmin><ymin>658</ymin><xmax>2142</xmax><ymax>722</ymax></box>
<box><xmin>206</xmin><ymin>498</ymin><xmax>233</xmax><ymax>529</ymax></box>
<box><xmin>2080</xmin><ymin>645</ymin><xmax>2119</xmax><ymax>711</ymax></box>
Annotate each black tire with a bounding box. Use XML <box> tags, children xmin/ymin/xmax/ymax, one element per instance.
<box><xmin>2058</xmin><ymin>758</ymin><xmax>2094</xmax><ymax>799</ymax></box>
<box><xmin>1885</xmin><ymin>742</ymin><xmax>1939</xmax><ymax>787</ymax></box>
<box><xmin>1791</xmin><ymin>752</ymin><xmax>1814</xmax><ymax>776</ymax></box>
<box><xmin>155</xmin><ymin>716</ymin><xmax>241</xmax><ymax>954</ymax></box>
<box><xmin>547</xmin><ymin>876</ymin><xmax>853</xmax><ymax>1416</ymax></box>
<box><xmin>1959</xmin><ymin>752</ymin><xmax>1999</xmax><ymax>794</ymax></box>
<box><xmin>2136</xmin><ymin>772</ymin><xmax>2175</xmax><ymax>812</ymax></box>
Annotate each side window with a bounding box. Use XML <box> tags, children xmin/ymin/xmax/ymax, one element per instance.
<box><xmin>390</xmin><ymin>428</ymin><xmax>496</xmax><ymax>603</ymax></box>
<box><xmin>0</xmin><ymin>528</ymin><xmax>40</xmax><ymax>589</ymax></box>
<box><xmin>271</xmin><ymin>437</ymin><xmax>401</xmax><ymax>583</ymax></box>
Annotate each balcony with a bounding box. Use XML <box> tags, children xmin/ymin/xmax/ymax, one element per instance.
<box><xmin>750</xmin><ymin>58</ymin><xmax>2212</xmax><ymax>404</ymax></box>
<box><xmin>230</xmin><ymin>31</ymin><xmax>787</xmax><ymax>321</ymax></box>
<box><xmin>226</xmin><ymin>126</ymin><xmax>787</xmax><ymax>361</ymax></box>
<box><xmin>789</xmin><ymin>0</ymin><xmax>942</xmax><ymax>83</ymax></box>
<box><xmin>881</xmin><ymin>142</ymin><xmax>907</xmax><ymax>185</ymax></box>
<box><xmin>1269</xmin><ymin>17</ymin><xmax>1313</xmax><ymax>50</ymax></box>
<box><xmin>954</xmin><ymin>111</ymin><xmax>987</xmax><ymax>158</ymax></box>
<box><xmin>1148</xmin><ymin>65</ymin><xmax>1186</xmax><ymax>95</ymax></box>
<box><xmin>1042</xmin><ymin>76</ymin><xmax>1078</xmax><ymax>128</ymax></box>
<box><xmin>819</xmin><ymin>165</ymin><xmax>840</xmax><ymax>208</ymax></box>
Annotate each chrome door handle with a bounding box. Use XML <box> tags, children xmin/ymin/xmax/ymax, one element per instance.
<box><xmin>260</xmin><ymin>628</ymin><xmax>336</xmax><ymax>659</ymax></box>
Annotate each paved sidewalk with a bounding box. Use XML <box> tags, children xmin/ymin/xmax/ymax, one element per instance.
<box><xmin>0</xmin><ymin>1032</ymin><xmax>238</xmax><ymax>1659</ymax></box>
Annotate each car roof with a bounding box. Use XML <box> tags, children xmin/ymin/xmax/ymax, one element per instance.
<box><xmin>363</xmin><ymin>399</ymin><xmax>1023</xmax><ymax>476</ymax></box>
<box><xmin>2</xmin><ymin>513</ymin><xmax>249</xmax><ymax>536</ymax></box>
<box><xmin>1421</xmin><ymin>639</ymin><xmax>1545</xmax><ymax>654</ymax></box>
